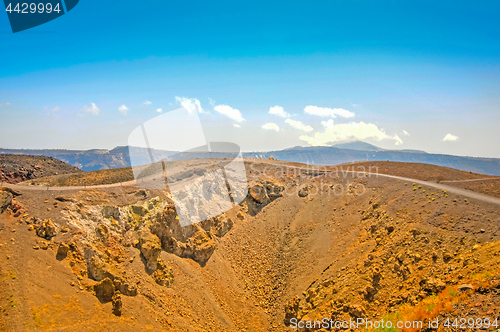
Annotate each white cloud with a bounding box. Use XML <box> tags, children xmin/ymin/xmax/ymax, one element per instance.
<box><xmin>143</xmin><ymin>100</ymin><xmax>152</xmax><ymax>105</ymax></box>
<box><xmin>214</xmin><ymin>104</ymin><xmax>245</xmax><ymax>122</ymax></box>
<box><xmin>403</xmin><ymin>130</ymin><xmax>410</xmax><ymax>136</ymax></box>
<box><xmin>299</xmin><ymin>121</ymin><xmax>403</xmax><ymax>146</ymax></box>
<box><xmin>262</xmin><ymin>123</ymin><xmax>280</xmax><ymax>132</ymax></box>
<box><xmin>321</xmin><ymin>119</ymin><xmax>334</xmax><ymax>128</ymax></box>
<box><xmin>208</xmin><ymin>98</ymin><xmax>216</xmax><ymax>107</ymax></box>
<box><xmin>443</xmin><ymin>133</ymin><xmax>459</xmax><ymax>142</ymax></box>
<box><xmin>175</xmin><ymin>96</ymin><xmax>205</xmax><ymax>114</ymax></box>
<box><xmin>233</xmin><ymin>123</ymin><xmax>241</xmax><ymax>128</ymax></box>
<box><xmin>285</xmin><ymin>119</ymin><xmax>313</xmax><ymax>132</ymax></box>
<box><xmin>269</xmin><ymin>105</ymin><xmax>289</xmax><ymax>118</ymax></box>
<box><xmin>83</xmin><ymin>103</ymin><xmax>100</xmax><ymax>115</ymax></box>
<box><xmin>156</xmin><ymin>108</ymin><xmax>163</xmax><ymax>113</ymax></box>
<box><xmin>118</xmin><ymin>105</ymin><xmax>129</xmax><ymax>116</ymax></box>
<box><xmin>1</xmin><ymin>102</ymin><xmax>10</xmax><ymax>107</ymax></box>
<box><xmin>304</xmin><ymin>106</ymin><xmax>355</xmax><ymax>118</ymax></box>
<box><xmin>394</xmin><ymin>134</ymin><xmax>403</xmax><ymax>146</ymax></box>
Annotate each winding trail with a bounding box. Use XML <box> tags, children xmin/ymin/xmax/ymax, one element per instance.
<box><xmin>377</xmin><ymin>173</ymin><xmax>500</xmax><ymax>205</ymax></box>
<box><xmin>2</xmin><ymin>165</ymin><xmax>500</xmax><ymax>206</ymax></box>
<box><xmin>440</xmin><ymin>177</ymin><xmax>499</xmax><ymax>183</ymax></box>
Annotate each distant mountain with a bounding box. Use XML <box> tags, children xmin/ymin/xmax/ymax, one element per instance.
<box><xmin>332</xmin><ymin>141</ymin><xmax>384</xmax><ymax>151</ymax></box>
<box><xmin>247</xmin><ymin>146</ymin><xmax>500</xmax><ymax>176</ymax></box>
<box><xmin>332</xmin><ymin>141</ymin><xmax>426</xmax><ymax>154</ymax></box>
<box><xmin>1</xmin><ymin>143</ymin><xmax>500</xmax><ymax>176</ymax></box>
<box><xmin>0</xmin><ymin>146</ymin><xmax>176</xmax><ymax>172</ymax></box>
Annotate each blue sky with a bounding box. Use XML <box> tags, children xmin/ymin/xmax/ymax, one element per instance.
<box><xmin>1</xmin><ymin>0</ymin><xmax>500</xmax><ymax>157</ymax></box>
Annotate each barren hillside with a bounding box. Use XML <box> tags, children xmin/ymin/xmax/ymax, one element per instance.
<box><xmin>1</xmin><ymin>160</ymin><xmax>500</xmax><ymax>331</ymax></box>
<box><xmin>0</xmin><ymin>155</ymin><xmax>82</xmax><ymax>184</ymax></box>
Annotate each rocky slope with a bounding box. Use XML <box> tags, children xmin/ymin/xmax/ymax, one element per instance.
<box><xmin>0</xmin><ymin>155</ymin><xmax>82</xmax><ymax>184</ymax></box>
<box><xmin>0</xmin><ymin>147</ymin><xmax>175</xmax><ymax>172</ymax></box>
<box><xmin>1</xmin><ymin>160</ymin><xmax>499</xmax><ymax>331</ymax></box>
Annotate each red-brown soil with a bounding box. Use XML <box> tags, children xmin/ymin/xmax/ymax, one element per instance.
<box><xmin>343</xmin><ymin>161</ymin><xmax>500</xmax><ymax>199</ymax></box>
<box><xmin>0</xmin><ymin>155</ymin><xmax>82</xmax><ymax>184</ymax></box>
<box><xmin>1</xmin><ymin>160</ymin><xmax>499</xmax><ymax>331</ymax></box>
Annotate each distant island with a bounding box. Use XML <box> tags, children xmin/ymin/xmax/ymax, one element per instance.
<box><xmin>1</xmin><ymin>141</ymin><xmax>500</xmax><ymax>176</ymax></box>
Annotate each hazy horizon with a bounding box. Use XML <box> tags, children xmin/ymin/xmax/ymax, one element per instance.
<box><xmin>2</xmin><ymin>1</ymin><xmax>500</xmax><ymax>158</ymax></box>
<box><xmin>1</xmin><ymin>140</ymin><xmax>500</xmax><ymax>160</ymax></box>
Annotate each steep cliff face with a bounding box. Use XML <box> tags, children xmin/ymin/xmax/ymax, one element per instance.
<box><xmin>1</xmin><ymin>161</ymin><xmax>500</xmax><ymax>331</ymax></box>
<box><xmin>0</xmin><ymin>146</ymin><xmax>176</xmax><ymax>171</ymax></box>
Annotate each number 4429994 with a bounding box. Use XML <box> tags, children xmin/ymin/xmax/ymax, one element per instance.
<box><xmin>443</xmin><ymin>317</ymin><xmax>498</xmax><ymax>329</ymax></box>
<box><xmin>5</xmin><ymin>3</ymin><xmax>61</xmax><ymax>14</ymax></box>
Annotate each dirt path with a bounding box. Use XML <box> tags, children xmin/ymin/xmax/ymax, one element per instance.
<box><xmin>378</xmin><ymin>173</ymin><xmax>500</xmax><ymax>205</ymax></box>
<box><xmin>3</xmin><ymin>166</ymin><xmax>500</xmax><ymax>205</ymax></box>
<box><xmin>440</xmin><ymin>177</ymin><xmax>499</xmax><ymax>183</ymax></box>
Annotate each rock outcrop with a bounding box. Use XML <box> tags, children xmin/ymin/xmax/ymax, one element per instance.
<box><xmin>152</xmin><ymin>258</ymin><xmax>174</xmax><ymax>286</ymax></box>
<box><xmin>137</xmin><ymin>229</ymin><xmax>162</xmax><ymax>272</ymax></box>
<box><xmin>0</xmin><ymin>190</ymin><xmax>12</xmax><ymax>214</ymax></box>
<box><xmin>151</xmin><ymin>207</ymin><xmax>217</xmax><ymax>265</ymax></box>
<box><xmin>112</xmin><ymin>291</ymin><xmax>122</xmax><ymax>316</ymax></box>
<box><xmin>35</xmin><ymin>219</ymin><xmax>58</xmax><ymax>239</ymax></box>
<box><xmin>421</xmin><ymin>277</ymin><xmax>446</xmax><ymax>294</ymax></box>
<box><xmin>249</xmin><ymin>183</ymin><xmax>270</xmax><ymax>204</ymax></box>
<box><xmin>94</xmin><ymin>277</ymin><xmax>115</xmax><ymax>303</ymax></box>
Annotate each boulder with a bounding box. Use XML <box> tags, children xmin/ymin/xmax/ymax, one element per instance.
<box><xmin>211</xmin><ymin>214</ymin><xmax>233</xmax><ymax>237</ymax></box>
<box><xmin>443</xmin><ymin>252</ymin><xmax>454</xmax><ymax>262</ymax></box>
<box><xmin>249</xmin><ymin>183</ymin><xmax>270</xmax><ymax>204</ymax></box>
<box><xmin>55</xmin><ymin>196</ymin><xmax>76</xmax><ymax>203</ymax></box>
<box><xmin>36</xmin><ymin>219</ymin><xmax>58</xmax><ymax>239</ymax></box>
<box><xmin>113</xmin><ymin>278</ymin><xmax>137</xmax><ymax>296</ymax></box>
<box><xmin>131</xmin><ymin>205</ymin><xmax>146</xmax><ymax>216</ymax></box>
<box><xmin>348</xmin><ymin>304</ymin><xmax>366</xmax><ymax>318</ymax></box>
<box><xmin>96</xmin><ymin>224</ymin><xmax>109</xmax><ymax>239</ymax></box>
<box><xmin>112</xmin><ymin>291</ymin><xmax>122</xmax><ymax>316</ymax></box>
<box><xmin>56</xmin><ymin>243</ymin><xmax>70</xmax><ymax>260</ymax></box>
<box><xmin>421</xmin><ymin>278</ymin><xmax>446</xmax><ymax>294</ymax></box>
<box><xmin>138</xmin><ymin>230</ymin><xmax>162</xmax><ymax>272</ymax></box>
<box><xmin>85</xmin><ymin>252</ymin><xmax>113</xmax><ymax>281</ymax></box>
<box><xmin>152</xmin><ymin>258</ymin><xmax>174</xmax><ymax>286</ymax></box>
<box><xmin>298</xmin><ymin>186</ymin><xmax>309</xmax><ymax>198</ymax></box>
<box><xmin>102</xmin><ymin>206</ymin><xmax>121</xmax><ymax>220</ymax></box>
<box><xmin>284</xmin><ymin>296</ymin><xmax>300</xmax><ymax>325</ymax></box>
<box><xmin>266</xmin><ymin>182</ymin><xmax>284</xmax><ymax>198</ymax></box>
<box><xmin>0</xmin><ymin>191</ymin><xmax>13</xmax><ymax>214</ymax></box>
<box><xmin>94</xmin><ymin>277</ymin><xmax>115</xmax><ymax>303</ymax></box>
<box><xmin>188</xmin><ymin>230</ymin><xmax>216</xmax><ymax>265</ymax></box>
